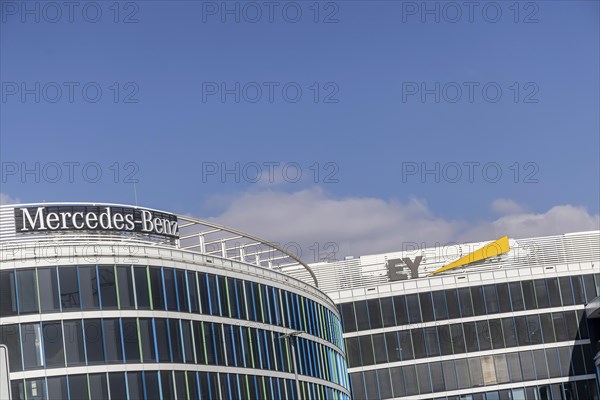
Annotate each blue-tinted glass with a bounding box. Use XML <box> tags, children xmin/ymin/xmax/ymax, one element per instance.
<box><xmin>98</xmin><ymin>265</ymin><xmax>117</xmax><ymax>310</ymax></box>
<box><xmin>117</xmin><ymin>266</ymin><xmax>135</xmax><ymax>310</ymax></box>
<box><xmin>133</xmin><ymin>266</ymin><xmax>150</xmax><ymax>309</ymax></box>
<box><xmin>79</xmin><ymin>266</ymin><xmax>99</xmax><ymax>310</ymax></box>
<box><xmin>0</xmin><ymin>271</ymin><xmax>18</xmax><ymax>317</ymax></box>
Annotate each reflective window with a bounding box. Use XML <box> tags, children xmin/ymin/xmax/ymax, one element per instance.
<box><xmin>449</xmin><ymin>323</ymin><xmax>466</xmax><ymax>354</ymax></box>
<box><xmin>559</xmin><ymin>276</ymin><xmax>574</xmax><ymax>306</ymax></box>
<box><xmin>468</xmin><ymin>357</ymin><xmax>484</xmax><ymax>387</ymax></box>
<box><xmin>496</xmin><ymin>283</ymin><xmax>512</xmax><ymax>313</ymax></box>
<box><xmin>21</xmin><ymin>323</ymin><xmax>43</xmax><ymax>370</ymax></box>
<box><xmin>522</xmin><ymin>280</ymin><xmax>537</xmax><ymax>309</ymax></box>
<box><xmin>355</xmin><ymin>301</ymin><xmax>370</xmax><ymax>331</ymax></box>
<box><xmin>149</xmin><ymin>267</ymin><xmax>165</xmax><ymax>311</ymax></box>
<box><xmin>42</xmin><ymin>322</ymin><xmax>64</xmax><ymax>368</ymax></box>
<box><xmin>534</xmin><ymin>279</ymin><xmax>550</xmax><ymax>309</ymax></box>
<box><xmin>367</xmin><ymin>299</ymin><xmax>382</xmax><ymax>329</ymax></box>
<box><xmin>458</xmin><ymin>287</ymin><xmax>474</xmax><ymax>317</ymax></box>
<box><xmin>385</xmin><ymin>332</ymin><xmax>401</xmax><ymax>363</ymax></box>
<box><xmin>79</xmin><ymin>266</ymin><xmax>99</xmax><ymax>310</ymax></box>
<box><xmin>38</xmin><ymin>267</ymin><xmax>60</xmax><ymax>313</ymax></box>
<box><xmin>133</xmin><ymin>266</ymin><xmax>150</xmax><ymax>309</ymax></box>
<box><xmin>394</xmin><ymin>296</ymin><xmax>408</xmax><ymax>325</ymax></box>
<box><xmin>98</xmin><ymin>265</ymin><xmax>117</xmax><ymax>309</ymax></box>
<box><xmin>16</xmin><ymin>269</ymin><xmax>39</xmax><ymax>314</ymax></box>
<box><xmin>552</xmin><ymin>312</ymin><xmax>569</xmax><ymax>342</ymax></box>
<box><xmin>139</xmin><ymin>318</ymin><xmax>155</xmax><ymax>362</ymax></box>
<box><xmin>59</xmin><ymin>267</ymin><xmax>80</xmax><ymax>310</ymax></box>
<box><xmin>0</xmin><ymin>271</ymin><xmax>17</xmax><ymax>317</ymax></box>
<box><xmin>84</xmin><ymin>319</ymin><xmax>105</xmax><ymax>364</ymax></box>
<box><xmin>532</xmin><ymin>349</ymin><xmax>549</xmax><ymax>379</ymax></box>
<box><xmin>446</xmin><ymin>289</ymin><xmax>461</xmax><ymax>319</ymax></box>
<box><xmin>494</xmin><ymin>354</ymin><xmax>509</xmax><ymax>384</ymax></box>
<box><xmin>68</xmin><ymin>374</ymin><xmax>88</xmax><ymax>400</ymax></box>
<box><xmin>187</xmin><ymin>271</ymin><xmax>200</xmax><ymax>313</ymax></box>
<box><xmin>108</xmin><ymin>372</ymin><xmax>127</xmax><ymax>400</ymax></box>
<box><xmin>103</xmin><ymin>319</ymin><xmax>123</xmax><ymax>363</ymax></box>
<box><xmin>476</xmin><ymin>320</ymin><xmax>492</xmax><ymax>351</ymax></box>
<box><xmin>417</xmin><ymin>363</ymin><xmax>432</xmax><ymax>394</ymax></box>
<box><xmin>483</xmin><ymin>285</ymin><xmax>499</xmax><ymax>314</ymax></box>
<box><xmin>471</xmin><ymin>286</ymin><xmax>486</xmax><ymax>316</ymax></box>
<box><xmin>380</xmin><ymin>297</ymin><xmax>396</xmax><ymax>328</ymax></box>
<box><xmin>47</xmin><ymin>376</ymin><xmax>68</xmax><ymax>399</ymax></box>
<box><xmin>502</xmin><ymin>317</ymin><xmax>517</xmax><ymax>347</ymax></box>
<box><xmin>89</xmin><ymin>373</ymin><xmax>108</xmax><ymax>400</ymax></box>
<box><xmin>546</xmin><ymin>278</ymin><xmax>561</xmax><ymax>308</ymax></box>
<box><xmin>0</xmin><ymin>325</ymin><xmax>22</xmax><ymax>372</ymax></box>
<box><xmin>406</xmin><ymin>294</ymin><xmax>421</xmax><ymax>323</ymax></box>
<box><xmin>540</xmin><ymin>313</ymin><xmax>556</xmax><ymax>343</ymax></box>
<box><xmin>463</xmin><ymin>322</ymin><xmax>479</xmax><ymax>352</ymax></box>
<box><xmin>509</xmin><ymin>281</ymin><xmax>524</xmax><ymax>311</ymax></box>
<box><xmin>154</xmin><ymin>318</ymin><xmax>170</xmax><ymax>362</ymax></box>
<box><xmin>526</xmin><ymin>315</ymin><xmax>542</xmax><ymax>345</ymax></box>
<box><xmin>432</xmin><ymin>291</ymin><xmax>448</xmax><ymax>320</ymax></box>
<box><xmin>372</xmin><ymin>333</ymin><xmax>387</xmax><ymax>364</ymax></box>
<box><xmin>419</xmin><ymin>293</ymin><xmax>434</xmax><ymax>323</ymax></box>
<box><xmin>571</xmin><ymin>276</ymin><xmax>586</xmax><ymax>304</ymax></box>
<box><xmin>121</xmin><ymin>318</ymin><xmax>140</xmax><ymax>362</ymax></box>
<box><xmin>64</xmin><ymin>320</ymin><xmax>85</xmax><ymax>366</ymax></box>
<box><xmin>488</xmin><ymin>319</ymin><xmax>504</xmax><ymax>349</ymax></box>
<box><xmin>163</xmin><ymin>268</ymin><xmax>178</xmax><ymax>311</ymax></box>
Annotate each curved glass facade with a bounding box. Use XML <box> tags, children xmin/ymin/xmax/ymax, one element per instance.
<box><xmin>0</xmin><ymin>203</ymin><xmax>351</xmax><ymax>400</ymax></box>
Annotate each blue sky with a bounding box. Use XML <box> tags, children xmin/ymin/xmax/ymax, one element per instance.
<box><xmin>1</xmin><ymin>1</ymin><xmax>598</xmax><ymax>259</ymax></box>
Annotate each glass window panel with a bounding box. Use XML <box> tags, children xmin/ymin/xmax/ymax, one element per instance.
<box><xmin>455</xmin><ymin>359</ymin><xmax>471</xmax><ymax>389</ymax></box>
<box><xmin>521</xmin><ymin>280</ymin><xmax>537</xmax><ymax>310</ymax></box>
<box><xmin>419</xmin><ymin>293</ymin><xmax>434</xmax><ymax>323</ymax></box>
<box><xmin>468</xmin><ymin>357</ymin><xmax>484</xmax><ymax>388</ymax></box>
<box><xmin>182</xmin><ymin>320</ymin><xmax>194</xmax><ymax>364</ymax></box>
<box><xmin>377</xmin><ymin>369</ymin><xmax>393</xmax><ymax>400</ymax></box>
<box><xmin>121</xmin><ymin>318</ymin><xmax>140</xmax><ymax>362</ymax></box>
<box><xmin>416</xmin><ymin>364</ymin><xmax>432</xmax><ymax>394</ymax></box>
<box><xmin>394</xmin><ymin>296</ymin><xmax>408</xmax><ymax>325</ymax></box>
<box><xmin>133</xmin><ymin>266</ymin><xmax>150</xmax><ymax>309</ymax></box>
<box><xmin>200</xmin><ymin>274</ymin><xmax>212</xmax><ymax>316</ymax></box>
<box><xmin>545</xmin><ymin>278</ymin><xmax>561</xmax><ymax>308</ymax></box>
<box><xmin>446</xmin><ymin>289</ymin><xmax>461</xmax><ymax>319</ymax></box>
<box><xmin>46</xmin><ymin>376</ymin><xmax>68</xmax><ymax>400</ymax></box>
<box><xmin>483</xmin><ymin>285</ymin><xmax>499</xmax><ymax>314</ymax></box>
<box><xmin>442</xmin><ymin>360</ymin><xmax>458</xmax><ymax>391</ymax></box>
<box><xmin>557</xmin><ymin>346</ymin><xmax>573</xmax><ymax>376</ymax></box>
<box><xmin>340</xmin><ymin>303</ymin><xmax>357</xmax><ymax>333</ymax></box>
<box><xmin>139</xmin><ymin>318</ymin><xmax>155</xmax><ymax>362</ymax></box>
<box><xmin>532</xmin><ymin>349</ymin><xmax>549</xmax><ymax>379</ymax></box>
<box><xmin>116</xmin><ymin>266</ymin><xmax>135</xmax><ymax>310</ymax></box>
<box><xmin>406</xmin><ymin>294</ymin><xmax>421</xmax><ymax>324</ymax></box>
<box><xmin>424</xmin><ymin>327</ymin><xmax>440</xmax><ymax>357</ymax></box>
<box><xmin>108</xmin><ymin>372</ymin><xmax>127</xmax><ymax>400</ymax></box>
<box><xmin>494</xmin><ymin>354</ymin><xmax>509</xmax><ymax>384</ymax></box>
<box><xmin>558</xmin><ymin>276</ymin><xmax>574</xmax><ymax>306</ymax></box>
<box><xmin>217</xmin><ymin>276</ymin><xmax>228</xmax><ymax>318</ymax></box>
<box><xmin>144</xmin><ymin>371</ymin><xmax>161</xmax><ymax>400</ymax></box>
<box><xmin>0</xmin><ymin>271</ymin><xmax>18</xmax><ymax>317</ymax></box>
<box><xmin>102</xmin><ymin>319</ymin><xmax>123</xmax><ymax>363</ymax></box>
<box><xmin>519</xmin><ymin>351</ymin><xmax>536</xmax><ymax>381</ymax></box>
<box><xmin>63</xmin><ymin>320</ymin><xmax>85</xmax><ymax>366</ymax></box>
<box><xmin>372</xmin><ymin>333</ymin><xmax>388</xmax><ymax>364</ymax></box>
<box><xmin>98</xmin><ymin>265</ymin><xmax>117</xmax><ymax>310</ymax></box>
<box><xmin>501</xmin><ymin>317</ymin><xmax>517</xmax><ymax>348</ymax></box>
<box><xmin>187</xmin><ymin>271</ymin><xmax>200</xmax><ymax>314</ymax></box>
<box><xmin>345</xmin><ymin>336</ymin><xmax>361</xmax><ymax>368</ymax></box>
<box><xmin>154</xmin><ymin>319</ymin><xmax>170</xmax><ymax>362</ymax></box>
<box><xmin>545</xmin><ymin>348</ymin><xmax>561</xmax><ymax>378</ymax></box>
<box><xmin>458</xmin><ymin>287</ymin><xmax>474</xmax><ymax>317</ymax></box>
<box><xmin>79</xmin><ymin>266</ymin><xmax>100</xmax><ymax>310</ymax></box>
<box><xmin>84</xmin><ymin>319</ymin><xmax>105</xmax><ymax>364</ymax></box>
<box><xmin>571</xmin><ymin>345</ymin><xmax>586</xmax><ymax>375</ymax></box>
<box><xmin>358</xmin><ymin>335</ymin><xmax>374</xmax><ymax>366</ymax></box>
<box><xmin>432</xmin><ymin>290</ymin><xmax>448</xmax><ymax>320</ymax></box>
<box><xmin>526</xmin><ymin>315</ymin><xmax>542</xmax><ymax>345</ymax></box>
<box><xmin>506</xmin><ymin>352</ymin><xmax>523</xmax><ymax>382</ymax></box>
<box><xmin>509</xmin><ymin>281</ymin><xmax>524</xmax><ymax>311</ymax></box>
<box><xmin>176</xmin><ymin>270</ymin><xmax>188</xmax><ymax>313</ymax></box>
<box><xmin>21</xmin><ymin>323</ymin><xmax>43</xmax><ymax>369</ymax></box>
<box><xmin>89</xmin><ymin>373</ymin><xmax>108</xmax><ymax>400</ymax></box>
<box><xmin>389</xmin><ymin>367</ymin><xmax>405</xmax><ymax>398</ymax></box>
<box><xmin>514</xmin><ymin>316</ymin><xmax>529</xmax><ymax>346</ymax></box>
<box><xmin>0</xmin><ymin>325</ymin><xmax>22</xmax><ymax>372</ymax></box>
<box><xmin>38</xmin><ymin>267</ymin><xmax>60</xmax><ymax>313</ymax></box>
<box><xmin>363</xmin><ymin>370</ymin><xmax>379</xmax><ymax>400</ymax></box>
<box><xmin>160</xmin><ymin>371</ymin><xmax>175</xmax><ymax>399</ymax></box>
<box><xmin>367</xmin><ymin>299</ymin><xmax>382</xmax><ymax>329</ymax></box>
<box><xmin>411</xmin><ymin>328</ymin><xmax>427</xmax><ymax>359</ymax></box>
<box><xmin>552</xmin><ymin>312</ymin><xmax>569</xmax><ymax>342</ymax></box>
<box><xmin>463</xmin><ymin>322</ymin><xmax>479</xmax><ymax>352</ymax></box>
<box><xmin>42</xmin><ymin>322</ymin><xmax>64</xmax><ymax>368</ymax></box>
<box><xmin>16</xmin><ymin>269</ymin><xmax>39</xmax><ymax>314</ymax></box>
<box><xmin>571</xmin><ymin>276</ymin><xmax>586</xmax><ymax>304</ymax></box>
<box><xmin>402</xmin><ymin>365</ymin><xmax>418</xmax><ymax>396</ymax></box>
<box><xmin>471</xmin><ymin>286</ymin><xmax>486</xmax><ymax>316</ymax></box>
<box><xmin>68</xmin><ymin>374</ymin><xmax>88</xmax><ymax>400</ymax></box>
<box><xmin>539</xmin><ymin>313</ymin><xmax>555</xmax><ymax>343</ymax></box>
<box><xmin>398</xmin><ymin>331</ymin><xmax>414</xmax><ymax>361</ymax></box>
<box><xmin>169</xmin><ymin>319</ymin><xmax>183</xmax><ymax>363</ymax></box>
<box><xmin>355</xmin><ymin>301</ymin><xmax>370</xmax><ymax>331</ymax></box>
<box><xmin>488</xmin><ymin>319</ymin><xmax>504</xmax><ymax>349</ymax></box>
<box><xmin>149</xmin><ymin>267</ymin><xmax>165</xmax><ymax>311</ymax></box>
<box><xmin>476</xmin><ymin>320</ymin><xmax>492</xmax><ymax>351</ymax></box>
<box><xmin>437</xmin><ymin>325</ymin><xmax>453</xmax><ymax>356</ymax></box>
<box><xmin>564</xmin><ymin>311</ymin><xmax>580</xmax><ymax>340</ymax></box>
<box><xmin>534</xmin><ymin>279</ymin><xmax>550</xmax><ymax>309</ymax></box>
<box><xmin>430</xmin><ymin>361</ymin><xmax>445</xmax><ymax>392</ymax></box>
<box><xmin>380</xmin><ymin>297</ymin><xmax>396</xmax><ymax>328</ymax></box>
<box><xmin>583</xmin><ymin>274</ymin><xmax>597</xmax><ymax>302</ymax></box>
<box><xmin>59</xmin><ymin>266</ymin><xmax>80</xmax><ymax>310</ymax></box>
<box><xmin>449</xmin><ymin>323</ymin><xmax>466</xmax><ymax>354</ymax></box>
<box><xmin>174</xmin><ymin>371</ymin><xmax>186</xmax><ymax>400</ymax></box>
<box><xmin>127</xmin><ymin>372</ymin><xmax>144</xmax><ymax>400</ymax></box>
<box><xmin>481</xmin><ymin>355</ymin><xmax>497</xmax><ymax>385</ymax></box>
<box><xmin>381</xmin><ymin>333</ymin><xmax>400</xmax><ymax>365</ymax></box>
<box><xmin>163</xmin><ymin>268</ymin><xmax>178</xmax><ymax>311</ymax></box>
<box><xmin>495</xmin><ymin>283</ymin><xmax>511</xmax><ymax>314</ymax></box>
<box><xmin>576</xmin><ymin>309</ymin><xmax>589</xmax><ymax>339</ymax></box>
<box><xmin>23</xmin><ymin>379</ymin><xmax>40</xmax><ymax>400</ymax></box>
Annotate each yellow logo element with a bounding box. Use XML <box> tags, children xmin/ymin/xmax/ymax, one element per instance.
<box><xmin>431</xmin><ymin>236</ymin><xmax>510</xmax><ymax>275</ymax></box>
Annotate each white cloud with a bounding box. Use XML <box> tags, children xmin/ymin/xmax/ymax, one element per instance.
<box><xmin>491</xmin><ymin>198</ymin><xmax>527</xmax><ymax>215</ymax></box>
<box><xmin>205</xmin><ymin>188</ymin><xmax>600</xmax><ymax>261</ymax></box>
<box><xmin>0</xmin><ymin>193</ymin><xmax>19</xmax><ymax>205</ymax></box>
